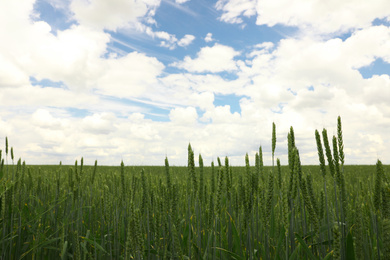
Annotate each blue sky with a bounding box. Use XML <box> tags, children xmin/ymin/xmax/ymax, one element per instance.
<box><xmin>0</xmin><ymin>0</ymin><xmax>390</xmax><ymax>166</ymax></box>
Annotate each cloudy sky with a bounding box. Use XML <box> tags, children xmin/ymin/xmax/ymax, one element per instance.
<box><xmin>1</xmin><ymin>0</ymin><xmax>390</xmax><ymax>166</ymax></box>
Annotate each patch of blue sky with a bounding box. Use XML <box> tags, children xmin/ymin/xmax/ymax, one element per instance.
<box><xmin>30</xmin><ymin>76</ymin><xmax>64</xmax><ymax>88</ymax></box>
<box><xmin>358</xmin><ymin>58</ymin><xmax>390</xmax><ymax>79</ymax></box>
<box><xmin>287</xmin><ymin>88</ymin><xmax>297</xmax><ymax>96</ymax></box>
<box><xmin>109</xmin><ymin>30</ymin><xmax>182</xmax><ymax>65</ymax></box>
<box><xmin>65</xmin><ymin>107</ymin><xmax>91</xmax><ymax>118</ymax></box>
<box><xmin>217</xmin><ymin>71</ymin><xmax>239</xmax><ymax>81</ymax></box>
<box><xmin>160</xmin><ymin>66</ymin><xmax>186</xmax><ymax>76</ymax></box>
<box><xmin>155</xmin><ymin>0</ymin><xmax>204</xmax><ymax>38</ymax></box>
<box><xmin>104</xmin><ymin>36</ymin><xmax>135</xmax><ymax>58</ymax></box>
<box><xmin>216</xmin><ymin>20</ymin><xmax>299</xmax><ymax>50</ymax></box>
<box><xmin>103</xmin><ymin>96</ymin><xmax>171</xmax><ymax>122</ymax></box>
<box><xmin>271</xmin><ymin>103</ymin><xmax>286</xmax><ymax>114</ymax></box>
<box><xmin>331</xmin><ymin>18</ymin><xmax>389</xmax><ymax>42</ymax></box>
<box><xmin>196</xmin><ymin>107</ymin><xmax>207</xmax><ymax>119</ymax></box>
<box><xmin>213</xmin><ymin>94</ymin><xmax>245</xmax><ymax>114</ymax></box>
<box><xmin>111</xmin><ymin>0</ymin><xmax>297</xmax><ymax>67</ymax></box>
<box><xmin>333</xmin><ymin>31</ymin><xmax>354</xmax><ymax>42</ymax></box>
<box><xmin>164</xmin><ymin>0</ymin><xmax>298</xmax><ymax>50</ymax></box>
<box><xmin>143</xmin><ymin>112</ymin><xmax>170</xmax><ymax>122</ymax></box>
<box><xmin>33</xmin><ymin>0</ymin><xmax>75</xmax><ymax>34</ymax></box>
<box><xmin>372</xmin><ymin>18</ymin><xmax>390</xmax><ymax>26</ymax></box>
<box><xmin>319</xmin><ymin>109</ymin><xmax>327</xmax><ymax>114</ymax></box>
<box><xmin>307</xmin><ymin>86</ymin><xmax>314</xmax><ymax>91</ymax></box>
<box><xmin>105</xmin><ymin>1</ymin><xmax>202</xmax><ymax>63</ymax></box>
<box><xmin>109</xmin><ymin>31</ymin><xmax>158</xmax><ymax>54</ymax></box>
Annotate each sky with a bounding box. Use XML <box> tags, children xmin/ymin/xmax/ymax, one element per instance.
<box><xmin>1</xmin><ymin>0</ymin><xmax>390</xmax><ymax>166</ymax></box>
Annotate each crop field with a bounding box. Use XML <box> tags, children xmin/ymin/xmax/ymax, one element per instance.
<box><xmin>0</xmin><ymin>117</ymin><xmax>389</xmax><ymax>259</ymax></box>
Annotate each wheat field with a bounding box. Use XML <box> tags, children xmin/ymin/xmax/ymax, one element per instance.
<box><xmin>0</xmin><ymin>116</ymin><xmax>389</xmax><ymax>259</ymax></box>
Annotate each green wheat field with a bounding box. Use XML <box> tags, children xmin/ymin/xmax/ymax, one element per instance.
<box><xmin>1</xmin><ymin>116</ymin><xmax>389</xmax><ymax>259</ymax></box>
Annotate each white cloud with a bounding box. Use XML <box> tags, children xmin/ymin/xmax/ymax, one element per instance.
<box><xmin>95</xmin><ymin>52</ymin><xmax>164</xmax><ymax>98</ymax></box>
<box><xmin>176</xmin><ymin>0</ymin><xmax>190</xmax><ymax>3</ymax></box>
<box><xmin>70</xmin><ymin>0</ymin><xmax>160</xmax><ymax>31</ymax></box>
<box><xmin>272</xmin><ymin>26</ymin><xmax>390</xmax><ymax>94</ymax></box>
<box><xmin>171</xmin><ymin>43</ymin><xmax>240</xmax><ymax>72</ymax></box>
<box><xmin>32</xmin><ymin>109</ymin><xmax>63</xmax><ymax>130</ymax></box>
<box><xmin>201</xmin><ymin>105</ymin><xmax>240</xmax><ymax>124</ymax></box>
<box><xmin>216</xmin><ymin>0</ymin><xmax>257</xmax><ymax>24</ymax></box>
<box><xmin>178</xmin><ymin>34</ymin><xmax>195</xmax><ymax>47</ymax></box>
<box><xmin>216</xmin><ymin>0</ymin><xmax>390</xmax><ymax>35</ymax></box>
<box><xmin>237</xmin><ymin>26</ymin><xmax>390</xmax><ymax>164</ymax></box>
<box><xmin>169</xmin><ymin>107</ymin><xmax>198</xmax><ymax>125</ymax></box>
<box><xmin>342</xmin><ymin>25</ymin><xmax>390</xmax><ymax>67</ymax></box>
<box><xmin>0</xmin><ymin>0</ymin><xmax>111</xmax><ymax>91</ymax></box>
<box><xmin>205</xmin><ymin>32</ymin><xmax>214</xmax><ymax>42</ymax></box>
<box><xmin>256</xmin><ymin>0</ymin><xmax>390</xmax><ymax>34</ymax></box>
<box><xmin>0</xmin><ymin>117</ymin><xmax>13</xmax><ymax>138</ymax></box>
<box><xmin>149</xmin><ymin>29</ymin><xmax>177</xmax><ymax>49</ymax></box>
<box><xmin>82</xmin><ymin>113</ymin><xmax>117</xmax><ymax>135</ymax></box>
<box><xmin>0</xmin><ymin>85</ymin><xmax>100</xmax><ymax>110</ymax></box>
<box><xmin>131</xmin><ymin>23</ymin><xmax>186</xmax><ymax>49</ymax></box>
<box><xmin>0</xmin><ymin>54</ymin><xmax>30</xmax><ymax>87</ymax></box>
<box><xmin>30</xmin><ymin>25</ymin><xmax>110</xmax><ymax>88</ymax></box>
<box><xmin>362</xmin><ymin>75</ymin><xmax>390</xmax><ymax>106</ymax></box>
<box><xmin>0</xmin><ymin>0</ymin><xmax>166</xmax><ymax>101</ymax></box>
<box><xmin>159</xmin><ymin>32</ymin><xmax>195</xmax><ymax>49</ymax></box>
<box><xmin>154</xmin><ymin>30</ymin><xmax>174</xmax><ymax>41</ymax></box>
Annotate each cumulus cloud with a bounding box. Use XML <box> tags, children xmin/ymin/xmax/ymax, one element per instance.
<box><xmin>152</xmin><ymin>29</ymin><xmax>179</xmax><ymax>49</ymax></box>
<box><xmin>171</xmin><ymin>43</ymin><xmax>240</xmax><ymax>73</ymax></box>
<box><xmin>0</xmin><ymin>117</ymin><xmax>13</xmax><ymax>138</ymax></box>
<box><xmin>32</xmin><ymin>109</ymin><xmax>63</xmax><ymax>130</ymax></box>
<box><xmin>0</xmin><ymin>54</ymin><xmax>30</xmax><ymax>87</ymax></box>
<box><xmin>95</xmin><ymin>52</ymin><xmax>165</xmax><ymax>98</ymax></box>
<box><xmin>82</xmin><ymin>113</ymin><xmax>117</xmax><ymax>135</ymax></box>
<box><xmin>132</xmin><ymin>23</ymin><xmax>193</xmax><ymax>49</ymax></box>
<box><xmin>201</xmin><ymin>105</ymin><xmax>240</xmax><ymax>124</ymax></box>
<box><xmin>178</xmin><ymin>34</ymin><xmax>195</xmax><ymax>47</ymax></box>
<box><xmin>70</xmin><ymin>0</ymin><xmax>160</xmax><ymax>31</ymax></box>
<box><xmin>362</xmin><ymin>75</ymin><xmax>390</xmax><ymax>106</ymax></box>
<box><xmin>0</xmin><ymin>85</ymin><xmax>100</xmax><ymax>110</ymax></box>
<box><xmin>169</xmin><ymin>107</ymin><xmax>198</xmax><ymax>124</ymax></box>
<box><xmin>30</xmin><ymin>25</ymin><xmax>110</xmax><ymax>88</ymax></box>
<box><xmin>256</xmin><ymin>0</ymin><xmax>390</xmax><ymax>34</ymax></box>
<box><xmin>205</xmin><ymin>33</ymin><xmax>213</xmax><ymax>42</ymax></box>
<box><xmin>238</xmin><ymin>26</ymin><xmax>390</xmax><ymax>164</ymax></box>
<box><xmin>216</xmin><ymin>0</ymin><xmax>390</xmax><ymax>34</ymax></box>
<box><xmin>0</xmin><ymin>0</ymin><xmax>111</xmax><ymax>91</ymax></box>
<box><xmin>160</xmin><ymin>33</ymin><xmax>195</xmax><ymax>49</ymax></box>
<box><xmin>270</xmin><ymin>26</ymin><xmax>390</xmax><ymax>94</ymax></box>
<box><xmin>216</xmin><ymin>0</ymin><xmax>257</xmax><ymax>24</ymax></box>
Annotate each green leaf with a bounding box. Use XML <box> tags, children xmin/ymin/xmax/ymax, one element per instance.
<box><xmin>294</xmin><ymin>233</ymin><xmax>317</xmax><ymax>260</ymax></box>
<box><xmin>214</xmin><ymin>247</ymin><xmax>244</xmax><ymax>260</ymax></box>
<box><xmin>82</xmin><ymin>237</ymin><xmax>108</xmax><ymax>254</ymax></box>
<box><xmin>273</xmin><ymin>227</ymin><xmax>287</xmax><ymax>260</ymax></box>
<box><xmin>346</xmin><ymin>231</ymin><xmax>356</xmax><ymax>260</ymax></box>
<box><xmin>20</xmin><ymin>237</ymin><xmax>61</xmax><ymax>259</ymax></box>
<box><xmin>192</xmin><ymin>242</ymin><xmax>201</xmax><ymax>259</ymax></box>
<box><xmin>322</xmin><ymin>251</ymin><xmax>333</xmax><ymax>260</ymax></box>
<box><xmin>202</xmin><ymin>230</ymin><xmax>214</xmax><ymax>259</ymax></box>
<box><xmin>182</xmin><ymin>222</ymin><xmax>190</xmax><ymax>249</ymax></box>
<box><xmin>289</xmin><ymin>244</ymin><xmax>300</xmax><ymax>260</ymax></box>
<box><xmin>61</xmin><ymin>241</ymin><xmax>68</xmax><ymax>260</ymax></box>
<box><xmin>227</xmin><ymin>212</ymin><xmax>244</xmax><ymax>258</ymax></box>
